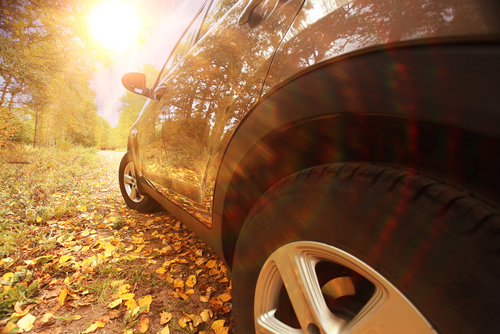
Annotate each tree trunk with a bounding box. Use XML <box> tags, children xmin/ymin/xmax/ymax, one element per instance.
<box><xmin>33</xmin><ymin>108</ymin><xmax>39</xmax><ymax>148</ymax></box>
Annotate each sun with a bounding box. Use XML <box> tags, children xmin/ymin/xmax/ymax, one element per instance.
<box><xmin>88</xmin><ymin>0</ymin><xmax>142</xmax><ymax>51</ymax></box>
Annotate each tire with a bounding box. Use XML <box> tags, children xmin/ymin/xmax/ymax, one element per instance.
<box><xmin>118</xmin><ymin>151</ymin><xmax>161</xmax><ymax>213</ymax></box>
<box><xmin>232</xmin><ymin>163</ymin><xmax>500</xmax><ymax>334</ymax></box>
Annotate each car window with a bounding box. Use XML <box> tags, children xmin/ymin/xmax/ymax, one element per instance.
<box><xmin>156</xmin><ymin>2</ymin><xmax>211</xmax><ymax>85</ymax></box>
<box><xmin>199</xmin><ymin>0</ymin><xmax>240</xmax><ymax>38</ymax></box>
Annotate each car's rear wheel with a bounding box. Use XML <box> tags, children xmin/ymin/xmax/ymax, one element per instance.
<box><xmin>119</xmin><ymin>151</ymin><xmax>160</xmax><ymax>212</ymax></box>
<box><xmin>232</xmin><ymin>163</ymin><xmax>500</xmax><ymax>334</ymax></box>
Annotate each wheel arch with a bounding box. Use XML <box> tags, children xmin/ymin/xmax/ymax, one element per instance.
<box><xmin>214</xmin><ymin>39</ymin><xmax>500</xmax><ymax>267</ymax></box>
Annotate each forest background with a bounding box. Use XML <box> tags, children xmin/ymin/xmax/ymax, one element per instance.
<box><xmin>0</xmin><ymin>0</ymin><xmax>157</xmax><ymax>151</ymax></box>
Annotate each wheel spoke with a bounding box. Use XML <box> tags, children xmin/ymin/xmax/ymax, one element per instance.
<box><xmin>124</xmin><ymin>174</ymin><xmax>134</xmax><ymax>186</ymax></box>
<box><xmin>129</xmin><ymin>186</ymin><xmax>139</xmax><ymax>200</ymax></box>
<box><xmin>270</xmin><ymin>244</ymin><xmax>346</xmax><ymax>333</ymax></box>
<box><xmin>254</xmin><ymin>242</ymin><xmax>437</xmax><ymax>334</ymax></box>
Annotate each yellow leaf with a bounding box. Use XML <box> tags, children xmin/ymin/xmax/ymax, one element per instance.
<box><xmin>83</xmin><ymin>323</ymin><xmax>99</xmax><ymax>333</ymax></box>
<box><xmin>215</xmin><ymin>327</ymin><xmax>229</xmax><ymax>334</ymax></box>
<box><xmin>218</xmin><ymin>293</ymin><xmax>232</xmax><ymax>302</ymax></box>
<box><xmin>186</xmin><ymin>275</ymin><xmax>196</xmax><ymax>287</ymax></box>
<box><xmin>209</xmin><ymin>268</ymin><xmax>220</xmax><ymax>276</ymax></box>
<box><xmin>211</xmin><ymin>319</ymin><xmax>225</xmax><ymax>329</ymax></box>
<box><xmin>117</xmin><ymin>283</ymin><xmax>131</xmax><ymax>295</ymax></box>
<box><xmin>81</xmin><ymin>230</ymin><xmax>90</xmax><ymax>237</ymax></box>
<box><xmin>96</xmin><ymin>320</ymin><xmax>106</xmax><ymax>327</ymax></box>
<box><xmin>218</xmin><ymin>277</ymin><xmax>229</xmax><ymax>283</ymax></box>
<box><xmin>160</xmin><ymin>311</ymin><xmax>172</xmax><ymax>325</ymax></box>
<box><xmin>178</xmin><ymin>318</ymin><xmax>187</xmax><ymax>328</ymax></box>
<box><xmin>200</xmin><ymin>309</ymin><xmax>213</xmax><ymax>322</ymax></box>
<box><xmin>120</xmin><ymin>293</ymin><xmax>135</xmax><ymax>300</ymax></box>
<box><xmin>71</xmin><ymin>315</ymin><xmax>82</xmax><ymax>320</ymax></box>
<box><xmin>58</xmin><ymin>288</ymin><xmax>68</xmax><ymax>306</ymax></box>
<box><xmin>173</xmin><ymin>278</ymin><xmax>184</xmax><ymax>288</ymax></box>
<box><xmin>138</xmin><ymin>295</ymin><xmax>152</xmax><ymax>313</ymax></box>
<box><xmin>206</xmin><ymin>260</ymin><xmax>216</xmax><ymax>268</ymax></box>
<box><xmin>137</xmin><ymin>317</ymin><xmax>149</xmax><ymax>333</ymax></box>
<box><xmin>59</xmin><ymin>255</ymin><xmax>71</xmax><ymax>265</ymax></box>
<box><xmin>81</xmin><ymin>205</ymin><xmax>87</xmax><ymax>211</ymax></box>
<box><xmin>108</xmin><ymin>298</ymin><xmax>122</xmax><ymax>308</ymax></box>
<box><xmin>158</xmin><ymin>325</ymin><xmax>170</xmax><ymax>334</ymax></box>
<box><xmin>1</xmin><ymin>322</ymin><xmax>18</xmax><ymax>334</ymax></box>
<box><xmin>17</xmin><ymin>312</ymin><xmax>36</xmax><ymax>331</ymax></box>
<box><xmin>199</xmin><ymin>295</ymin><xmax>210</xmax><ymax>303</ymax></box>
<box><xmin>156</xmin><ymin>267</ymin><xmax>167</xmax><ymax>275</ymax></box>
<box><xmin>185</xmin><ymin>289</ymin><xmax>194</xmax><ymax>296</ymax></box>
<box><xmin>36</xmin><ymin>217</ymin><xmax>42</xmax><ymax>222</ymax></box>
<box><xmin>125</xmin><ymin>298</ymin><xmax>137</xmax><ymax>310</ymax></box>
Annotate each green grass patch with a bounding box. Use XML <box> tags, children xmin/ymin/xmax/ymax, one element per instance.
<box><xmin>0</xmin><ymin>145</ymin><xmax>99</xmax><ymax>257</ymax></box>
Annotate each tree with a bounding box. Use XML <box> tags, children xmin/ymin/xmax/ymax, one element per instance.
<box><xmin>0</xmin><ymin>0</ymin><xmax>111</xmax><ymax>147</ymax></box>
<box><xmin>114</xmin><ymin>63</ymin><xmax>159</xmax><ymax>148</ymax></box>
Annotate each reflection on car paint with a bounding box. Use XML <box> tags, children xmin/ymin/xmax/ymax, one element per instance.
<box><xmin>136</xmin><ymin>0</ymin><xmax>306</xmax><ymax>228</ymax></box>
<box><xmin>264</xmin><ymin>0</ymin><xmax>499</xmax><ymax>93</ymax></box>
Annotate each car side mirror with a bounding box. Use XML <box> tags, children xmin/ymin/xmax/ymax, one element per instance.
<box><xmin>121</xmin><ymin>72</ymin><xmax>152</xmax><ymax>98</ymax></box>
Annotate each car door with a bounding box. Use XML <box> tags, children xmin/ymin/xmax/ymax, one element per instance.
<box><xmin>138</xmin><ymin>0</ymin><xmax>305</xmax><ymax>228</ymax></box>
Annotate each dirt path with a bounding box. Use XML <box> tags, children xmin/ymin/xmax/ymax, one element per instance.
<box><xmin>25</xmin><ymin>151</ymin><xmax>234</xmax><ymax>334</ymax></box>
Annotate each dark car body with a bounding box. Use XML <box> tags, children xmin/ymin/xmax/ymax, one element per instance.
<box><xmin>120</xmin><ymin>0</ymin><xmax>500</xmax><ymax>333</ymax></box>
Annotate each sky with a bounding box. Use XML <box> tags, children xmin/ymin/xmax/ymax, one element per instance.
<box><xmin>91</xmin><ymin>0</ymin><xmax>205</xmax><ymax>127</ymax></box>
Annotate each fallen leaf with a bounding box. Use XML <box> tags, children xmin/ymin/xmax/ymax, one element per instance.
<box><xmin>215</xmin><ymin>327</ymin><xmax>229</xmax><ymax>334</ymax></box>
<box><xmin>125</xmin><ymin>298</ymin><xmax>137</xmax><ymax>310</ymax></box>
<box><xmin>211</xmin><ymin>319</ymin><xmax>225</xmax><ymax>329</ymax></box>
<box><xmin>218</xmin><ymin>293</ymin><xmax>232</xmax><ymax>302</ymax></box>
<box><xmin>206</xmin><ymin>260</ymin><xmax>216</xmax><ymax>268</ymax></box>
<box><xmin>108</xmin><ymin>298</ymin><xmax>122</xmax><ymax>309</ymax></box>
<box><xmin>59</xmin><ymin>255</ymin><xmax>71</xmax><ymax>265</ymax></box>
<box><xmin>156</xmin><ymin>267</ymin><xmax>167</xmax><ymax>275</ymax></box>
<box><xmin>83</xmin><ymin>323</ymin><xmax>98</xmax><ymax>333</ymax></box>
<box><xmin>58</xmin><ymin>288</ymin><xmax>68</xmax><ymax>306</ymax></box>
<box><xmin>109</xmin><ymin>310</ymin><xmax>120</xmax><ymax>319</ymax></box>
<box><xmin>173</xmin><ymin>278</ymin><xmax>184</xmax><ymax>288</ymax></box>
<box><xmin>1</xmin><ymin>322</ymin><xmax>17</xmax><ymax>333</ymax></box>
<box><xmin>160</xmin><ymin>311</ymin><xmax>172</xmax><ymax>325</ymax></box>
<box><xmin>137</xmin><ymin>317</ymin><xmax>149</xmax><ymax>333</ymax></box>
<box><xmin>158</xmin><ymin>325</ymin><xmax>170</xmax><ymax>334</ymax></box>
<box><xmin>200</xmin><ymin>309</ymin><xmax>213</xmax><ymax>322</ymax></box>
<box><xmin>120</xmin><ymin>293</ymin><xmax>135</xmax><ymax>300</ymax></box>
<box><xmin>186</xmin><ymin>275</ymin><xmax>196</xmax><ymax>287</ymax></box>
<box><xmin>138</xmin><ymin>295</ymin><xmax>152</xmax><ymax>314</ymax></box>
<box><xmin>39</xmin><ymin>312</ymin><xmax>54</xmax><ymax>324</ymax></box>
<box><xmin>178</xmin><ymin>318</ymin><xmax>187</xmax><ymax>328</ymax></box>
<box><xmin>17</xmin><ymin>313</ymin><xmax>36</xmax><ymax>331</ymax></box>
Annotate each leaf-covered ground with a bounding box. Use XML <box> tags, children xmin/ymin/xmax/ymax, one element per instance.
<box><xmin>0</xmin><ymin>149</ymin><xmax>233</xmax><ymax>334</ymax></box>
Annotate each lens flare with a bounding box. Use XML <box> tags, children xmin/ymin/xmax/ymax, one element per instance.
<box><xmin>88</xmin><ymin>0</ymin><xmax>141</xmax><ymax>51</ymax></box>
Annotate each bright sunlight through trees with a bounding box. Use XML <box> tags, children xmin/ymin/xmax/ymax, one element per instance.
<box><xmin>89</xmin><ymin>0</ymin><xmax>142</xmax><ymax>51</ymax></box>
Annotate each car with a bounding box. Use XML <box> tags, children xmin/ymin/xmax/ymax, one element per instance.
<box><xmin>118</xmin><ymin>0</ymin><xmax>500</xmax><ymax>333</ymax></box>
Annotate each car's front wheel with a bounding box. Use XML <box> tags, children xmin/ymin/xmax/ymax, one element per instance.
<box><xmin>118</xmin><ymin>151</ymin><xmax>160</xmax><ymax>212</ymax></box>
<box><xmin>232</xmin><ymin>163</ymin><xmax>500</xmax><ymax>334</ymax></box>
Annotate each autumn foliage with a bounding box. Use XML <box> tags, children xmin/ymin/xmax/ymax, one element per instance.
<box><xmin>0</xmin><ymin>149</ymin><xmax>233</xmax><ymax>333</ymax></box>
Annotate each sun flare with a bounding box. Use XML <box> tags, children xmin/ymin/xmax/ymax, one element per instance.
<box><xmin>89</xmin><ymin>0</ymin><xmax>141</xmax><ymax>51</ymax></box>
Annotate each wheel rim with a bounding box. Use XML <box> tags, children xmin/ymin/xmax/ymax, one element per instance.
<box><xmin>254</xmin><ymin>241</ymin><xmax>437</xmax><ymax>334</ymax></box>
<box><xmin>123</xmin><ymin>162</ymin><xmax>144</xmax><ymax>203</ymax></box>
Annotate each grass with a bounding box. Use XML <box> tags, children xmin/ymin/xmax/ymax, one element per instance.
<box><xmin>0</xmin><ymin>145</ymin><xmax>99</xmax><ymax>257</ymax></box>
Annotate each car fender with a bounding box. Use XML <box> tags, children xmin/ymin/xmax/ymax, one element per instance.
<box><xmin>214</xmin><ymin>39</ymin><xmax>500</xmax><ymax>266</ymax></box>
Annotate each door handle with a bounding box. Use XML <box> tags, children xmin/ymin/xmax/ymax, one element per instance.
<box><xmin>239</xmin><ymin>0</ymin><xmax>281</xmax><ymax>27</ymax></box>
